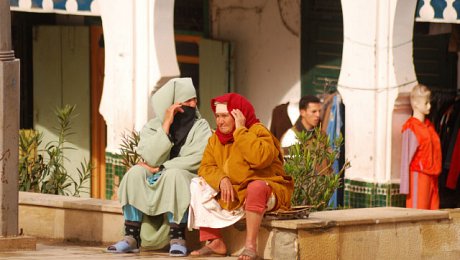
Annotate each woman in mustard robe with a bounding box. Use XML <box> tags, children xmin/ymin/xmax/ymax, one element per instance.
<box><xmin>189</xmin><ymin>93</ymin><xmax>293</xmax><ymax>260</ymax></box>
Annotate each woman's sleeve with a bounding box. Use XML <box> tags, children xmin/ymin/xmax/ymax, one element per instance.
<box><xmin>162</xmin><ymin>119</ymin><xmax>213</xmax><ymax>172</ymax></box>
<box><xmin>400</xmin><ymin>128</ymin><xmax>419</xmax><ymax>194</ymax></box>
<box><xmin>137</xmin><ymin>119</ymin><xmax>173</xmax><ymax>166</ymax></box>
<box><xmin>198</xmin><ymin>137</ymin><xmax>227</xmax><ymax>191</ymax></box>
<box><xmin>233</xmin><ymin>125</ymin><xmax>276</xmax><ymax>170</ymax></box>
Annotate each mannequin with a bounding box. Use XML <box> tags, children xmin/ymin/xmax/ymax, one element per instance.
<box><xmin>400</xmin><ymin>84</ymin><xmax>442</xmax><ymax>210</ymax></box>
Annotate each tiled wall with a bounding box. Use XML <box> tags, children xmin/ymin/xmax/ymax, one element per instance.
<box><xmin>105</xmin><ymin>152</ymin><xmax>127</xmax><ymax>200</ymax></box>
<box><xmin>344</xmin><ymin>179</ymin><xmax>406</xmax><ymax>208</ymax></box>
<box><xmin>104</xmin><ymin>152</ymin><xmax>408</xmax><ymax>208</ymax></box>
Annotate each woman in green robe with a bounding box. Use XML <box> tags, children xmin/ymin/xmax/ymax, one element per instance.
<box><xmin>106</xmin><ymin>78</ymin><xmax>212</xmax><ymax>256</ymax></box>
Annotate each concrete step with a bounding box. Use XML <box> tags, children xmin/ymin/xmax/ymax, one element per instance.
<box><xmin>18</xmin><ymin>192</ymin><xmax>460</xmax><ymax>259</ymax></box>
<box><xmin>0</xmin><ymin>238</ymin><xmax>239</xmax><ymax>259</ymax></box>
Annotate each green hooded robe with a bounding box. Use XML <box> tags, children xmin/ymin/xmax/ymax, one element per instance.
<box><xmin>118</xmin><ymin>78</ymin><xmax>212</xmax><ymax>250</ymax></box>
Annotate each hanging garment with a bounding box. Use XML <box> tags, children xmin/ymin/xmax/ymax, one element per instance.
<box><xmin>446</xmin><ymin>130</ymin><xmax>460</xmax><ymax>189</ymax></box>
<box><xmin>325</xmin><ymin>94</ymin><xmax>343</xmax><ymax>208</ymax></box>
<box><xmin>270</xmin><ymin>103</ymin><xmax>293</xmax><ymax>141</ymax></box>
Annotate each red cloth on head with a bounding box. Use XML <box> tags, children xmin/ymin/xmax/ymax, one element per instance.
<box><xmin>211</xmin><ymin>93</ymin><xmax>260</xmax><ymax>144</ymax></box>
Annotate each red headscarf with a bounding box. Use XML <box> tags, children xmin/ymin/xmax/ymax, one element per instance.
<box><xmin>211</xmin><ymin>93</ymin><xmax>260</xmax><ymax>144</ymax></box>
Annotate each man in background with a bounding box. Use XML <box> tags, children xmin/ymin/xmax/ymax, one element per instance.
<box><xmin>280</xmin><ymin>95</ymin><xmax>322</xmax><ymax>149</ymax></box>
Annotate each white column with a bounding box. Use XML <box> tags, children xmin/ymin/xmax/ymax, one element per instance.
<box><xmin>339</xmin><ymin>0</ymin><xmax>418</xmax><ymax>184</ymax></box>
<box><xmin>98</xmin><ymin>0</ymin><xmax>179</xmax><ymax>153</ymax></box>
<box><xmin>0</xmin><ymin>0</ymin><xmax>20</xmax><ymax>236</ymax></box>
<box><xmin>98</xmin><ymin>0</ymin><xmax>135</xmax><ymax>153</ymax></box>
<box><xmin>133</xmin><ymin>0</ymin><xmax>179</xmax><ymax>128</ymax></box>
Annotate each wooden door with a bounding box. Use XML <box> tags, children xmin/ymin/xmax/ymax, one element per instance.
<box><xmin>199</xmin><ymin>38</ymin><xmax>232</xmax><ymax>129</ymax></box>
<box><xmin>90</xmin><ymin>25</ymin><xmax>107</xmax><ymax>199</ymax></box>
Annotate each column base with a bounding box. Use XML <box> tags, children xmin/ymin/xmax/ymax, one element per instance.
<box><xmin>0</xmin><ymin>235</ymin><xmax>36</xmax><ymax>251</ymax></box>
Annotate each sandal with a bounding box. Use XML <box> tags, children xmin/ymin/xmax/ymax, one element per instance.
<box><xmin>238</xmin><ymin>247</ymin><xmax>259</xmax><ymax>260</ymax></box>
<box><xmin>105</xmin><ymin>236</ymin><xmax>140</xmax><ymax>253</ymax></box>
<box><xmin>169</xmin><ymin>239</ymin><xmax>188</xmax><ymax>257</ymax></box>
<box><xmin>190</xmin><ymin>245</ymin><xmax>227</xmax><ymax>257</ymax></box>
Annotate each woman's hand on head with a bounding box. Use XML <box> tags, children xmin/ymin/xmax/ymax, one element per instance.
<box><xmin>219</xmin><ymin>177</ymin><xmax>235</xmax><ymax>204</ymax></box>
<box><xmin>162</xmin><ymin>103</ymin><xmax>184</xmax><ymax>133</ymax></box>
<box><xmin>231</xmin><ymin>109</ymin><xmax>246</xmax><ymax>129</ymax></box>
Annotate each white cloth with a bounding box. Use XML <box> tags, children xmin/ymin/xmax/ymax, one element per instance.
<box><xmin>215</xmin><ymin>103</ymin><xmax>228</xmax><ymax>114</ymax></box>
<box><xmin>188</xmin><ymin>177</ymin><xmax>245</xmax><ymax>230</ymax></box>
<box><xmin>280</xmin><ymin>128</ymin><xmax>298</xmax><ymax>148</ymax></box>
<box><xmin>287</xmin><ymin>102</ymin><xmax>299</xmax><ymax>124</ymax></box>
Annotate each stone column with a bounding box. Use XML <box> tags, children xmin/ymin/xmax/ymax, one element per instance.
<box><xmin>98</xmin><ymin>0</ymin><xmax>179</xmax><ymax>199</ymax></box>
<box><xmin>0</xmin><ymin>0</ymin><xmax>20</xmax><ymax>236</ymax></box>
<box><xmin>338</xmin><ymin>0</ymin><xmax>418</xmax><ymax>207</ymax></box>
<box><xmin>98</xmin><ymin>0</ymin><xmax>179</xmax><ymax>153</ymax></box>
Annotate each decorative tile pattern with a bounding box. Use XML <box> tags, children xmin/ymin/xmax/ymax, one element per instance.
<box><xmin>344</xmin><ymin>179</ymin><xmax>406</xmax><ymax>208</ymax></box>
<box><xmin>10</xmin><ymin>0</ymin><xmax>100</xmax><ymax>16</ymax></box>
<box><xmin>105</xmin><ymin>152</ymin><xmax>127</xmax><ymax>200</ymax></box>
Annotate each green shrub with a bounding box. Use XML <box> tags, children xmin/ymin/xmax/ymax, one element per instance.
<box><xmin>284</xmin><ymin>127</ymin><xmax>350</xmax><ymax>211</ymax></box>
<box><xmin>18</xmin><ymin>105</ymin><xmax>91</xmax><ymax>196</ymax></box>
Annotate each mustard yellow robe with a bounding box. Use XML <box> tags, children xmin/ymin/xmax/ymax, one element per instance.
<box><xmin>198</xmin><ymin>123</ymin><xmax>294</xmax><ymax>211</ymax></box>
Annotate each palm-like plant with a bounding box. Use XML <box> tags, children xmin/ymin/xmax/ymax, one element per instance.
<box><xmin>120</xmin><ymin>130</ymin><xmax>142</xmax><ymax>169</ymax></box>
<box><xmin>284</xmin><ymin>127</ymin><xmax>350</xmax><ymax>210</ymax></box>
<box><xmin>18</xmin><ymin>105</ymin><xmax>91</xmax><ymax>196</ymax></box>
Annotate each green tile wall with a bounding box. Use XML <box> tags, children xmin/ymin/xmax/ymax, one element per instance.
<box><xmin>105</xmin><ymin>152</ymin><xmax>127</xmax><ymax>200</ymax></box>
<box><xmin>344</xmin><ymin>179</ymin><xmax>406</xmax><ymax>208</ymax></box>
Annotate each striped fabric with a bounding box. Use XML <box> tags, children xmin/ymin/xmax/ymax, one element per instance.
<box><xmin>10</xmin><ymin>0</ymin><xmax>100</xmax><ymax>16</ymax></box>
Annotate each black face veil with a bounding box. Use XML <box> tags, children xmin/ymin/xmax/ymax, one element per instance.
<box><xmin>169</xmin><ymin>105</ymin><xmax>196</xmax><ymax>159</ymax></box>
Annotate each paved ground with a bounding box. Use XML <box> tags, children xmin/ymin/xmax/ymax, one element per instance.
<box><xmin>0</xmin><ymin>239</ymin><xmax>238</xmax><ymax>260</ymax></box>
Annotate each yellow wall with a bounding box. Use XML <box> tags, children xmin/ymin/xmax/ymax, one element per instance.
<box><xmin>32</xmin><ymin>26</ymin><xmax>91</xmax><ymax>197</ymax></box>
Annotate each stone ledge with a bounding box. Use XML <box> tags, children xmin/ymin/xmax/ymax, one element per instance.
<box><xmin>19</xmin><ymin>192</ymin><xmax>451</xmax><ymax>232</ymax></box>
<box><xmin>19</xmin><ymin>192</ymin><xmax>123</xmax><ymax>243</ymax></box>
<box><xmin>264</xmin><ymin>207</ymin><xmax>450</xmax><ymax>230</ymax></box>
<box><xmin>18</xmin><ymin>193</ymin><xmax>459</xmax><ymax>259</ymax></box>
<box><xmin>19</xmin><ymin>192</ymin><xmax>122</xmax><ymax>214</ymax></box>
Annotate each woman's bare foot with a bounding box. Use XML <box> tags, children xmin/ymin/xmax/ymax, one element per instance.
<box><xmin>190</xmin><ymin>238</ymin><xmax>227</xmax><ymax>256</ymax></box>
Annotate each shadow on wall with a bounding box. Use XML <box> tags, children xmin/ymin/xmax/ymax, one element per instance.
<box><xmin>63</xmin><ymin>200</ymin><xmax>106</xmax><ymax>243</ymax></box>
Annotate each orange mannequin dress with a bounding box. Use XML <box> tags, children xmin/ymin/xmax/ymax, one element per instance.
<box><xmin>400</xmin><ymin>117</ymin><xmax>442</xmax><ymax>209</ymax></box>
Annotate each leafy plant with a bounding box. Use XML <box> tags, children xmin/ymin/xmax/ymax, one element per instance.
<box><xmin>18</xmin><ymin>130</ymin><xmax>44</xmax><ymax>193</ymax></box>
<box><xmin>18</xmin><ymin>105</ymin><xmax>92</xmax><ymax>196</ymax></box>
<box><xmin>120</xmin><ymin>130</ymin><xmax>142</xmax><ymax>169</ymax></box>
<box><xmin>284</xmin><ymin>127</ymin><xmax>350</xmax><ymax>211</ymax></box>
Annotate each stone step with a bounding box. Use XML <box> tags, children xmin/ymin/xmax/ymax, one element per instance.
<box><xmin>18</xmin><ymin>192</ymin><xmax>460</xmax><ymax>259</ymax></box>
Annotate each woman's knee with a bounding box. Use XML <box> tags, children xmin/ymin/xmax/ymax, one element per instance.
<box><xmin>245</xmin><ymin>180</ymin><xmax>272</xmax><ymax>214</ymax></box>
<box><xmin>247</xmin><ymin>180</ymin><xmax>271</xmax><ymax>197</ymax></box>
